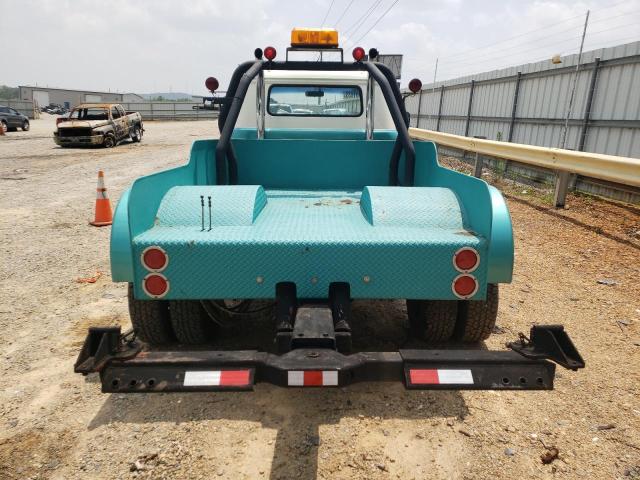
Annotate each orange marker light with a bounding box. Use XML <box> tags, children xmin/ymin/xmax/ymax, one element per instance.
<box><xmin>291</xmin><ymin>28</ymin><xmax>339</xmax><ymax>48</ymax></box>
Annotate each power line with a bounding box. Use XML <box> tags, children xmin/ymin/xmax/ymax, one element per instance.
<box><xmin>438</xmin><ymin>5</ymin><xmax>639</xmax><ymax>62</ymax></box>
<box><xmin>437</xmin><ymin>18</ymin><xmax>639</xmax><ymax>69</ymax></box>
<box><xmin>439</xmin><ymin>21</ymin><xmax>639</xmax><ymax>72</ymax></box>
<box><xmin>334</xmin><ymin>0</ymin><xmax>357</xmax><ymax>27</ymax></box>
<box><xmin>351</xmin><ymin>0</ymin><xmax>400</xmax><ymax>45</ymax></box>
<box><xmin>343</xmin><ymin>0</ymin><xmax>384</xmax><ymax>37</ymax></box>
<box><xmin>321</xmin><ymin>0</ymin><xmax>336</xmax><ymax>27</ymax></box>
<box><xmin>441</xmin><ymin>14</ymin><xmax>584</xmax><ymax>61</ymax></box>
<box><xmin>437</xmin><ymin>34</ymin><xmax>639</xmax><ymax>81</ymax></box>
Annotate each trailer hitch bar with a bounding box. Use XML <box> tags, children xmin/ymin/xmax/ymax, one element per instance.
<box><xmin>74</xmin><ymin>325</ymin><xmax>584</xmax><ymax>392</ymax></box>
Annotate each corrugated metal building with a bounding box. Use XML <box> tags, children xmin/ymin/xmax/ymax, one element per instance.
<box><xmin>406</xmin><ymin>41</ymin><xmax>640</xmax><ymax>158</ymax></box>
<box><xmin>18</xmin><ymin>86</ymin><xmax>142</xmax><ymax>109</ymax></box>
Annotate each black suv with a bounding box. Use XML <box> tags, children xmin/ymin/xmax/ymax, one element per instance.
<box><xmin>0</xmin><ymin>105</ymin><xmax>30</xmax><ymax>133</ymax></box>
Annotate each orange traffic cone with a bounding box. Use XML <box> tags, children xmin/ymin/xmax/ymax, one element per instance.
<box><xmin>90</xmin><ymin>170</ymin><xmax>113</xmax><ymax>226</ymax></box>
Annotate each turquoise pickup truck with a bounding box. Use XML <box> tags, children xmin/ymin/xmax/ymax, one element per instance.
<box><xmin>75</xmin><ymin>30</ymin><xmax>583</xmax><ymax>392</ymax></box>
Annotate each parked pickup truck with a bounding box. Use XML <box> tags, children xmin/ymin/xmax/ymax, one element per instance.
<box><xmin>54</xmin><ymin>103</ymin><xmax>143</xmax><ymax>148</ymax></box>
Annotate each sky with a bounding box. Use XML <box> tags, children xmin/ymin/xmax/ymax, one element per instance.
<box><xmin>0</xmin><ymin>0</ymin><xmax>638</xmax><ymax>95</ymax></box>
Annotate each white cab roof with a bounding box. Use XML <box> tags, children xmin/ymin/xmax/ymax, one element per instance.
<box><xmin>264</xmin><ymin>70</ymin><xmax>368</xmax><ymax>82</ymax></box>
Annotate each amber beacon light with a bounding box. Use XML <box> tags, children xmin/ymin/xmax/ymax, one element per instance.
<box><xmin>291</xmin><ymin>28</ymin><xmax>339</xmax><ymax>47</ymax></box>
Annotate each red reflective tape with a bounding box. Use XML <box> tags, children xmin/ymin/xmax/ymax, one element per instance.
<box><xmin>303</xmin><ymin>371</ymin><xmax>323</xmax><ymax>386</ymax></box>
<box><xmin>219</xmin><ymin>370</ymin><xmax>251</xmax><ymax>386</ymax></box>
<box><xmin>409</xmin><ymin>369</ymin><xmax>439</xmax><ymax>384</ymax></box>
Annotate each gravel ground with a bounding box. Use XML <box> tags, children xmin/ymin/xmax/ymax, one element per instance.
<box><xmin>0</xmin><ymin>115</ymin><xmax>639</xmax><ymax>480</ymax></box>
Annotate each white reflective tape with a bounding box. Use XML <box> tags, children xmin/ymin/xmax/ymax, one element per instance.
<box><xmin>322</xmin><ymin>371</ymin><xmax>338</xmax><ymax>386</ymax></box>
<box><xmin>437</xmin><ymin>369</ymin><xmax>473</xmax><ymax>384</ymax></box>
<box><xmin>288</xmin><ymin>371</ymin><xmax>304</xmax><ymax>386</ymax></box>
<box><xmin>184</xmin><ymin>371</ymin><xmax>221</xmax><ymax>386</ymax></box>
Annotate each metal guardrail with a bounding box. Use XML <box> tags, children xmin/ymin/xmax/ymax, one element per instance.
<box><xmin>409</xmin><ymin>127</ymin><xmax>640</xmax><ymax>206</ymax></box>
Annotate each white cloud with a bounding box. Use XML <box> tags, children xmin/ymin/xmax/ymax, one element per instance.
<box><xmin>0</xmin><ymin>0</ymin><xmax>637</xmax><ymax>93</ymax></box>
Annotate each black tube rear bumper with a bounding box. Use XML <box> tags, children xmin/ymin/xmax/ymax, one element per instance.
<box><xmin>75</xmin><ymin>325</ymin><xmax>584</xmax><ymax>393</ymax></box>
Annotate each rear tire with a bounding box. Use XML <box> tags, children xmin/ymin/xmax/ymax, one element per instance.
<box><xmin>406</xmin><ymin>300</ymin><xmax>458</xmax><ymax>342</ymax></box>
<box><xmin>170</xmin><ymin>300</ymin><xmax>216</xmax><ymax>344</ymax></box>
<box><xmin>455</xmin><ymin>284</ymin><xmax>499</xmax><ymax>342</ymax></box>
<box><xmin>1</xmin><ymin>121</ymin><xmax>7</xmax><ymax>133</ymax></box>
<box><xmin>128</xmin><ymin>283</ymin><xmax>173</xmax><ymax>345</ymax></box>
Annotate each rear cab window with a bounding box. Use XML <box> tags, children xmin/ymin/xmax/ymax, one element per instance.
<box><xmin>267</xmin><ymin>85</ymin><xmax>362</xmax><ymax>117</ymax></box>
<box><xmin>70</xmin><ymin>108</ymin><xmax>109</xmax><ymax>120</ymax></box>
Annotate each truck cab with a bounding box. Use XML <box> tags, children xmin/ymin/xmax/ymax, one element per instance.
<box><xmin>235</xmin><ymin>70</ymin><xmax>395</xmax><ymax>140</ymax></box>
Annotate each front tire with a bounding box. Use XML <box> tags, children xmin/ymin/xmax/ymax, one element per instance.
<box><xmin>0</xmin><ymin>121</ymin><xmax>6</xmax><ymax>134</ymax></box>
<box><xmin>407</xmin><ymin>299</ymin><xmax>458</xmax><ymax>342</ymax></box>
<box><xmin>455</xmin><ymin>284</ymin><xmax>499</xmax><ymax>342</ymax></box>
<box><xmin>103</xmin><ymin>133</ymin><xmax>115</xmax><ymax>148</ymax></box>
<box><xmin>128</xmin><ymin>283</ymin><xmax>173</xmax><ymax>345</ymax></box>
<box><xmin>22</xmin><ymin>120</ymin><xmax>30</xmax><ymax>131</ymax></box>
<box><xmin>131</xmin><ymin>125</ymin><xmax>142</xmax><ymax>143</ymax></box>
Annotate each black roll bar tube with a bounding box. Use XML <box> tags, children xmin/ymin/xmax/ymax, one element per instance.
<box><xmin>373</xmin><ymin>63</ymin><xmax>410</xmax><ymax>184</ymax></box>
<box><xmin>374</xmin><ymin>62</ymin><xmax>410</xmax><ymax>127</ymax></box>
<box><xmin>218</xmin><ymin>61</ymin><xmax>256</xmax><ymax>131</ymax></box>
<box><xmin>215</xmin><ymin>59</ymin><xmax>416</xmax><ymax>186</ymax></box>
<box><xmin>215</xmin><ymin>60</ymin><xmax>264</xmax><ymax>184</ymax></box>
<box><xmin>363</xmin><ymin>62</ymin><xmax>416</xmax><ymax>186</ymax></box>
<box><xmin>374</xmin><ymin>61</ymin><xmax>411</xmax><ymax>186</ymax></box>
<box><xmin>217</xmin><ymin>61</ymin><xmax>256</xmax><ymax>185</ymax></box>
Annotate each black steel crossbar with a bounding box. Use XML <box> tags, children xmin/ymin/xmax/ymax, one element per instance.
<box><xmin>81</xmin><ymin>343</ymin><xmax>556</xmax><ymax>393</ymax></box>
<box><xmin>75</xmin><ymin>325</ymin><xmax>583</xmax><ymax>393</ymax></box>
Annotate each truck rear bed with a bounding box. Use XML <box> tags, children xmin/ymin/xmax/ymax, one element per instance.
<box><xmin>132</xmin><ymin>186</ymin><xmax>487</xmax><ymax>299</ymax></box>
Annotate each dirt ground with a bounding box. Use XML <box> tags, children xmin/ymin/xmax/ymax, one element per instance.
<box><xmin>0</xmin><ymin>115</ymin><xmax>639</xmax><ymax>480</ymax></box>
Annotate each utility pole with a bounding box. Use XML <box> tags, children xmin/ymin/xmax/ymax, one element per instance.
<box><xmin>560</xmin><ymin>10</ymin><xmax>589</xmax><ymax>149</ymax></box>
<box><xmin>427</xmin><ymin>57</ymin><xmax>438</xmax><ymax>125</ymax></box>
<box><xmin>554</xmin><ymin>10</ymin><xmax>589</xmax><ymax>208</ymax></box>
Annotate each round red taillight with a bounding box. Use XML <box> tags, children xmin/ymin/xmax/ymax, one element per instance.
<box><xmin>141</xmin><ymin>246</ymin><xmax>168</xmax><ymax>271</ymax></box>
<box><xmin>452</xmin><ymin>275</ymin><xmax>478</xmax><ymax>299</ymax></box>
<box><xmin>408</xmin><ymin>78</ymin><xmax>422</xmax><ymax>93</ymax></box>
<box><xmin>453</xmin><ymin>247</ymin><xmax>479</xmax><ymax>272</ymax></box>
<box><xmin>143</xmin><ymin>274</ymin><xmax>169</xmax><ymax>298</ymax></box>
<box><xmin>264</xmin><ymin>46</ymin><xmax>277</xmax><ymax>61</ymax></box>
<box><xmin>352</xmin><ymin>46</ymin><xmax>365</xmax><ymax>62</ymax></box>
<box><xmin>205</xmin><ymin>77</ymin><xmax>219</xmax><ymax>92</ymax></box>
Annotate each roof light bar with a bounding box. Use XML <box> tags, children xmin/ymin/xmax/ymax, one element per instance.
<box><xmin>291</xmin><ymin>27</ymin><xmax>339</xmax><ymax>48</ymax></box>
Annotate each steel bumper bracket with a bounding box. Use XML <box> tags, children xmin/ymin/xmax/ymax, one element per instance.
<box><xmin>507</xmin><ymin>325</ymin><xmax>585</xmax><ymax>371</ymax></box>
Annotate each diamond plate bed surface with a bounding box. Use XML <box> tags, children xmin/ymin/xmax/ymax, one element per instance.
<box><xmin>133</xmin><ymin>188</ymin><xmax>487</xmax><ymax>299</ymax></box>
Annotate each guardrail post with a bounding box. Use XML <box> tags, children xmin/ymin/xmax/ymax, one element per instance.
<box><xmin>416</xmin><ymin>89</ymin><xmax>423</xmax><ymax>128</ymax></box>
<box><xmin>436</xmin><ymin>85</ymin><xmax>445</xmax><ymax>132</ymax></box>
<box><xmin>578</xmin><ymin>57</ymin><xmax>600</xmax><ymax>152</ymax></box>
<box><xmin>553</xmin><ymin>171</ymin><xmax>571</xmax><ymax>208</ymax></box>
<box><xmin>464</xmin><ymin>80</ymin><xmax>475</xmax><ymax>137</ymax></box>
<box><xmin>150</xmin><ymin>102</ymin><xmax>154</xmax><ymax>121</ymax></box>
<box><xmin>472</xmin><ymin>136</ymin><xmax>487</xmax><ymax>177</ymax></box>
